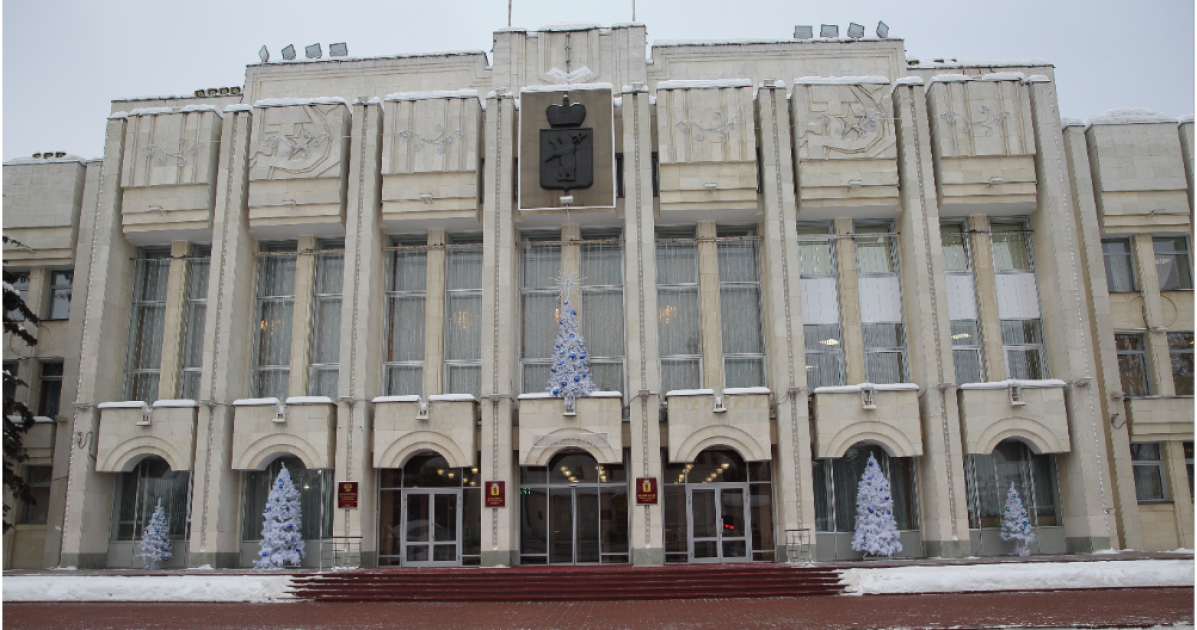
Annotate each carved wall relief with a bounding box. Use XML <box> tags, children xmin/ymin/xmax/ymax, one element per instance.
<box><xmin>249</xmin><ymin>103</ymin><xmax>348</xmax><ymax>181</ymax></box>
<box><xmin>382</xmin><ymin>93</ymin><xmax>481</xmax><ymax>218</ymax></box>
<box><xmin>792</xmin><ymin>83</ymin><xmax>896</xmax><ymax>160</ymax></box>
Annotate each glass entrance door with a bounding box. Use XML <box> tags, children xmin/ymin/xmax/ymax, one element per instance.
<box><xmin>547</xmin><ymin>486</ymin><xmax>603</xmax><ymax>564</ymax></box>
<box><xmin>401</xmin><ymin>489</ymin><xmax>462</xmax><ymax>566</ymax></box>
<box><xmin>687</xmin><ymin>484</ymin><xmax>750</xmax><ymax>562</ymax></box>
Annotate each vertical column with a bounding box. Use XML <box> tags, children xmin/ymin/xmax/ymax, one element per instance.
<box><xmin>423</xmin><ymin>230</ymin><xmax>447</xmax><ymax>397</ymax></box>
<box><xmin>968</xmin><ymin>215</ymin><xmax>1007</xmax><ymax>381</ymax></box>
<box><xmin>893</xmin><ymin>83</ymin><xmax>970</xmax><ymax>557</ymax></box>
<box><xmin>561</xmin><ymin>223</ymin><xmax>581</xmax><ymax>306</ymax></box>
<box><xmin>1164</xmin><ymin>441</ymin><xmax>1194</xmax><ymax>549</ymax></box>
<box><xmin>188</xmin><ymin>108</ymin><xmax>254</xmax><ymax>568</ymax></box>
<box><xmin>1061</xmin><ymin>122</ymin><xmax>1141</xmax><ymax>550</ymax></box>
<box><xmin>479</xmin><ymin>91</ymin><xmax>518</xmax><ymax>567</ymax></box>
<box><xmin>623</xmin><ymin>84</ymin><xmax>664</xmax><ymax>565</ymax></box>
<box><xmin>835</xmin><ymin>218</ymin><xmax>865</xmax><ymax>384</ymax></box>
<box><xmin>60</xmin><ymin>117</ymin><xmax>135</xmax><ymax>568</ymax></box>
<box><xmin>156</xmin><ymin>240</ymin><xmax>193</xmax><ymax>400</ymax></box>
<box><xmin>696</xmin><ymin>222</ymin><xmax>723</xmax><ymax>390</ymax></box>
<box><xmin>1028</xmin><ymin>81</ymin><xmax>1114</xmax><ymax>553</ymax></box>
<box><xmin>756</xmin><ymin>83</ymin><xmax>816</xmax><ymax>559</ymax></box>
<box><xmin>288</xmin><ymin>235</ymin><xmax>318</xmax><ymax>398</ymax></box>
<box><xmin>1131</xmin><ymin>235</ymin><xmax>1174</xmax><ymax>396</ymax></box>
<box><xmin>44</xmin><ymin>162</ymin><xmax>102</xmax><ymax>568</ymax></box>
<box><xmin>333</xmin><ymin>99</ymin><xmax>384</xmax><ymax>565</ymax></box>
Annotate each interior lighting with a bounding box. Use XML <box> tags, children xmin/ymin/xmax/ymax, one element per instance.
<box><xmin>282</xmin><ymin>45</ymin><xmax>296</xmax><ymax>61</ymax></box>
<box><xmin>876</xmin><ymin>21</ymin><xmax>889</xmax><ymax>38</ymax></box>
<box><xmin>794</xmin><ymin>25</ymin><xmax>813</xmax><ymax>39</ymax></box>
<box><xmin>951</xmin><ymin>333</ymin><xmax>972</xmax><ymax>340</ymax></box>
<box><xmin>847</xmin><ymin>23</ymin><xmax>865</xmax><ymax>38</ymax></box>
<box><xmin>820</xmin><ymin>24</ymin><xmax>838</xmax><ymax>38</ymax></box>
<box><xmin>306</xmin><ymin>43</ymin><xmax>322</xmax><ymax>59</ymax></box>
<box><xmin>329</xmin><ymin>42</ymin><xmax>348</xmax><ymax>57</ymax></box>
<box><xmin>437</xmin><ymin>469</ymin><xmax>445</xmax><ymax>475</ymax></box>
<box><xmin>721</xmin><ymin>463</ymin><xmax>730</xmax><ymax>469</ymax></box>
<box><xmin>819</xmin><ymin>339</ymin><xmax>839</xmax><ymax>346</ymax></box>
<box><xmin>472</xmin><ymin>468</ymin><xmax>479</xmax><ymax>473</ymax></box>
<box><xmin>259</xmin><ymin>46</ymin><xmax>270</xmax><ymax>63</ymax></box>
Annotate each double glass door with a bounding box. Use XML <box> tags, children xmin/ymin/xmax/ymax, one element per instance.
<box><xmin>401</xmin><ymin>489</ymin><xmax>462</xmax><ymax>567</ymax></box>
<box><xmin>549</xmin><ymin>486</ymin><xmax>602</xmax><ymax>564</ymax></box>
<box><xmin>687</xmin><ymin>484</ymin><xmax>750</xmax><ymax>562</ymax></box>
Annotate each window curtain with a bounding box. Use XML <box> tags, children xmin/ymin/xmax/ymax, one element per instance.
<box><xmin>1102</xmin><ymin>240</ymin><xmax>1135</xmax><ymax>292</ymax></box>
<box><xmin>656</xmin><ymin>239</ymin><xmax>701</xmax><ymax>392</ymax></box>
<box><xmin>1000</xmin><ymin>319</ymin><xmax>1045</xmax><ymax>380</ymax></box>
<box><xmin>309</xmin><ymin>250</ymin><xmax>343</xmax><ymax>397</ymax></box>
<box><xmin>521</xmin><ymin>244</ymin><xmax>560</xmax><ymax>393</ymax></box>
<box><xmin>990</xmin><ymin>222</ymin><xmax>1033</xmax><ymax>272</ymax></box>
<box><xmin>124</xmin><ymin>253</ymin><xmax>171</xmax><ymax>403</ymax></box>
<box><xmin>582</xmin><ymin>240</ymin><xmax>625</xmax><ymax>394</ymax></box>
<box><xmin>445</xmin><ymin>247</ymin><xmax>483</xmax><ymax>396</ymax></box>
<box><xmin>110</xmin><ymin>458</ymin><xmax>190</xmax><ymax>541</ymax></box>
<box><xmin>179</xmin><ymin>257</ymin><xmax>210</xmax><ymax>401</ymax></box>
<box><xmin>385</xmin><ymin>247</ymin><xmax>427</xmax><ymax>396</ymax></box>
<box><xmin>252</xmin><ymin>250</ymin><xmax>297</xmax><ymax>399</ymax></box>
<box><xmin>804</xmin><ymin>324</ymin><xmax>844</xmax><ymax>390</ymax></box>
<box><xmin>717</xmin><ymin>240</ymin><xmax>765</xmax><ymax>388</ymax></box>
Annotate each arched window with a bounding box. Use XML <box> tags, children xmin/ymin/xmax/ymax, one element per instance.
<box><xmin>812</xmin><ymin>443</ymin><xmax>920</xmax><ymax>534</ymax></box>
<box><xmin>662</xmin><ymin>447</ymin><xmax>775</xmax><ymax>563</ymax></box>
<box><xmin>110</xmin><ymin>457</ymin><xmax>190</xmax><ymax>542</ymax></box>
<box><xmin>965</xmin><ymin>440</ymin><xmax>1059</xmax><ymax>530</ymax></box>
<box><xmin>519</xmin><ymin>450</ymin><xmax>629</xmax><ymax>565</ymax></box>
<box><xmin>241</xmin><ymin>456</ymin><xmax>333</xmax><ymax>542</ymax></box>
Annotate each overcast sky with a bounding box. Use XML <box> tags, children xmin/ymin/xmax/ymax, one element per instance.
<box><xmin>3</xmin><ymin>0</ymin><xmax>1193</xmax><ymax>161</ymax></box>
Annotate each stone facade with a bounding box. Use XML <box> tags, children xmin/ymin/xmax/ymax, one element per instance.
<box><xmin>3</xmin><ymin>23</ymin><xmax>1192</xmax><ymax>569</ymax></box>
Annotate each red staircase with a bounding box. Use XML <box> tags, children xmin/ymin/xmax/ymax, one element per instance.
<box><xmin>290</xmin><ymin>563</ymin><xmax>844</xmax><ymax>601</ymax></box>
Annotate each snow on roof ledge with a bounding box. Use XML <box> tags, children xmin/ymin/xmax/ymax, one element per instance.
<box><xmin>930</xmin><ymin>74</ymin><xmax>974</xmax><ymax>83</ymax></box>
<box><xmin>224</xmin><ymin>104</ymin><xmax>252</xmax><ymax>113</ymax></box>
<box><xmin>1061</xmin><ymin>117</ymin><xmax>1085</xmax><ymax>127</ymax></box>
<box><xmin>153</xmin><ymin>399</ymin><xmax>199</xmax><ymax>408</ymax></box>
<box><xmin>372</xmin><ymin>395</ymin><xmax>421</xmax><ymax>403</ymax></box>
<box><xmin>97</xmin><ymin>401</ymin><xmax>149</xmax><ymax>410</ymax></box>
<box><xmin>654</xmin><ymin>37</ymin><xmax>894</xmax><ymax>47</ymax></box>
<box><xmin>428</xmin><ymin>394</ymin><xmax>479</xmax><ymax>402</ymax></box>
<box><xmin>959</xmin><ymin>379</ymin><xmax>1068</xmax><ymax>390</ymax></box>
<box><xmin>538</xmin><ymin>22</ymin><xmax>602</xmax><ymax>31</ymax></box>
<box><xmin>656</xmin><ymin>78</ymin><xmax>753</xmax><ymax>90</ymax></box>
<box><xmin>385</xmin><ymin>89</ymin><xmax>480</xmax><ymax>101</ymax></box>
<box><xmin>520</xmin><ymin>83</ymin><xmax>615</xmax><ymax>93</ymax></box>
<box><xmin>128</xmin><ymin>107</ymin><xmax>176</xmax><ymax>116</ymax></box>
<box><xmin>179</xmin><ymin>104</ymin><xmax>224</xmax><ymax>117</ymax></box>
<box><xmin>1026</xmin><ymin>75</ymin><xmax>1051</xmax><ymax>83</ymax></box>
<box><xmin>516</xmin><ymin>391</ymin><xmax>622</xmax><ymax>400</ymax></box>
<box><xmin>794</xmin><ymin>76</ymin><xmax>889</xmax><ymax>85</ymax></box>
<box><xmin>813</xmin><ymin>383</ymin><xmax>920</xmax><ymax>394</ymax></box>
<box><xmin>1177</xmin><ymin>114</ymin><xmax>1194</xmax><ymax>124</ymax></box>
<box><xmin>1086</xmin><ymin>108</ymin><xmax>1177</xmax><ymax>129</ymax></box>
<box><xmin>981</xmin><ymin>72</ymin><xmax>1025</xmax><ymax>81</ymax></box>
<box><xmin>723</xmin><ymin>387</ymin><xmax>770</xmax><ymax>396</ymax></box>
<box><xmin>232</xmin><ymin>397</ymin><xmax>282</xmax><ymax>407</ymax></box>
<box><xmin>4</xmin><ymin>154</ymin><xmax>89</xmax><ymax>165</ymax></box>
<box><xmin>665</xmin><ymin>388</ymin><xmax>715</xmax><ymax>397</ymax></box>
<box><xmin>285</xmin><ymin>396</ymin><xmax>335</xmax><ymax>405</ymax></box>
<box><xmin>253</xmin><ymin>97</ymin><xmax>349</xmax><ymax>108</ymax></box>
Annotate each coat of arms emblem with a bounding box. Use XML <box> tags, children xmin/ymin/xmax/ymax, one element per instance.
<box><xmin>540</xmin><ymin>94</ymin><xmax>593</xmax><ymax>191</ymax></box>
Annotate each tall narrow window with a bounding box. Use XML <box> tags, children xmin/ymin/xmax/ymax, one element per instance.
<box><xmin>581</xmin><ymin>230</ymin><xmax>625</xmax><ymax>394</ymax></box>
<box><xmin>6</xmin><ymin>272</ymin><xmax>29</xmax><ymax>321</ymax></box>
<box><xmin>1115</xmin><ymin>333</ymin><xmax>1150</xmax><ymax>397</ymax></box>
<box><xmin>797</xmin><ymin>223</ymin><xmax>843</xmax><ymax>389</ymax></box>
<box><xmin>1154</xmin><ymin>237</ymin><xmax>1192</xmax><ymax>291</ymax></box>
<box><xmin>991</xmin><ymin>220</ymin><xmax>1046</xmax><ymax>380</ymax></box>
<box><xmin>856</xmin><ymin>222</ymin><xmax>906</xmax><ymax>384</ymax></box>
<box><xmin>21</xmin><ymin>465</ymin><xmax>52</xmax><ymax>525</ymax></box>
<box><xmin>1169</xmin><ymin>332</ymin><xmax>1194</xmax><ymax>396</ymax></box>
<box><xmin>1001</xmin><ymin>319</ymin><xmax>1046</xmax><ymax>380</ymax></box>
<box><xmin>1102</xmin><ymin>239</ymin><xmax>1136</xmax><ymax>292</ymax></box>
<box><xmin>717</xmin><ymin>226</ymin><xmax>765</xmax><ymax>388</ymax></box>
<box><xmin>308</xmin><ymin>239</ymin><xmax>344</xmax><ymax>398</ymax></box>
<box><xmin>38</xmin><ymin>361</ymin><xmax>63</xmax><ymax>418</ymax></box>
<box><xmin>1130</xmin><ymin>443</ymin><xmax>1167</xmax><ymax>502</ymax></box>
<box><xmin>445</xmin><ymin>235</ymin><xmax>483</xmax><ymax>397</ymax></box>
<box><xmin>942</xmin><ymin>222</ymin><xmax>983</xmax><ymax>385</ymax></box>
<box><xmin>251</xmin><ymin>242</ymin><xmax>297</xmax><ymax>399</ymax></box>
<box><xmin>124</xmin><ymin>248</ymin><xmax>171</xmax><ymax>403</ymax></box>
<box><xmin>519</xmin><ymin>231</ymin><xmax>561</xmax><ymax>394</ymax></box>
<box><xmin>179</xmin><ymin>247</ymin><xmax>210</xmax><ymax>401</ymax></box>
<box><xmin>384</xmin><ymin>237</ymin><xmax>427</xmax><ymax>396</ymax></box>
<box><xmin>990</xmin><ymin>221</ymin><xmax>1034</xmax><ymax>272</ymax></box>
<box><xmin>656</xmin><ymin>227</ymin><xmax>701</xmax><ymax>393</ymax></box>
<box><xmin>46</xmin><ymin>271</ymin><xmax>73</xmax><ymax>320</ymax></box>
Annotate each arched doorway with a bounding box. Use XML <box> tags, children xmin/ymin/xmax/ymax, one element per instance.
<box><xmin>109</xmin><ymin>456</ymin><xmax>191</xmax><ymax>568</ymax></box>
<box><xmin>377</xmin><ymin>453</ymin><xmax>481</xmax><ymax>567</ymax></box>
<box><xmin>812</xmin><ymin>443</ymin><xmax>921</xmax><ymax>560</ymax></box>
<box><xmin>662</xmin><ymin>447</ymin><xmax>775</xmax><ymax>563</ymax></box>
<box><xmin>241</xmin><ymin>455</ymin><xmax>333</xmax><ymax>568</ymax></box>
<box><xmin>964</xmin><ymin>439</ymin><xmax>1063</xmax><ymax>555</ymax></box>
<box><xmin>518</xmin><ymin>450</ymin><xmax>629</xmax><ymax>565</ymax></box>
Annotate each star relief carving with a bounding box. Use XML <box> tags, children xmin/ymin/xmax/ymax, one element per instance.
<box><xmin>285</xmin><ymin>126</ymin><xmax>329</xmax><ymax>159</ymax></box>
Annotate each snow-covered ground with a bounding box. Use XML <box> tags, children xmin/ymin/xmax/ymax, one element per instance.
<box><xmin>2</xmin><ymin>574</ymin><xmax>295</xmax><ymax>602</ymax></box>
<box><xmin>839</xmin><ymin>559</ymin><xmax>1193</xmax><ymax>595</ymax></box>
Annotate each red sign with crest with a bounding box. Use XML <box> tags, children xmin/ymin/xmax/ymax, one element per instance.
<box><xmin>636</xmin><ymin>477</ymin><xmax>658</xmax><ymax>505</ymax></box>
<box><xmin>485</xmin><ymin>481</ymin><xmax>506</xmax><ymax>508</ymax></box>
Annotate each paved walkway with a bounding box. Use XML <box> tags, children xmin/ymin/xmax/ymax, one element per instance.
<box><xmin>4</xmin><ymin>587</ymin><xmax>1192</xmax><ymax>629</ymax></box>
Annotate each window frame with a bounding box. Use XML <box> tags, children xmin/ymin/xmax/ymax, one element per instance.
<box><xmin>383</xmin><ymin>237</ymin><xmax>429</xmax><ymax>396</ymax></box>
<box><xmin>179</xmin><ymin>247</ymin><xmax>211</xmax><ymax>401</ymax></box>
<box><xmin>307</xmin><ymin>239</ymin><xmax>345</xmax><ymax>398</ymax></box>
<box><xmin>796</xmin><ymin>223</ymin><xmax>844</xmax><ymax>389</ymax></box>
<box><xmin>855</xmin><ymin>221</ymin><xmax>908</xmax><ymax>384</ymax></box>
<box><xmin>715</xmin><ymin>225</ymin><xmax>766</xmax><ymax>389</ymax></box>
<box><xmin>1115</xmin><ymin>332</ymin><xmax>1151</xmax><ymax>397</ymax></box>
<box><xmin>1130</xmin><ymin>442</ymin><xmax>1169</xmax><ymax>503</ymax></box>
<box><xmin>6</xmin><ymin>272</ymin><xmax>30</xmax><ymax>322</ymax></box>
<box><xmin>518</xmin><ymin>231</ymin><xmax>563</xmax><ymax>395</ymax></box>
<box><xmin>443</xmin><ymin>234</ymin><xmax>484</xmax><ymax>397</ymax></box>
<box><xmin>45</xmin><ymin>270</ymin><xmax>73</xmax><ymax>321</ymax></box>
<box><xmin>579</xmin><ymin>230</ymin><xmax>627</xmax><ymax>398</ymax></box>
<box><xmin>37</xmin><ymin>361</ymin><xmax>63</xmax><ymax>418</ymax></box>
<box><xmin>1101</xmin><ymin>238</ymin><xmax>1137</xmax><ymax>292</ymax></box>
<box><xmin>20</xmin><ymin>464</ymin><xmax>53</xmax><ymax>525</ymax></box>
<box><xmin>250</xmin><ymin>241</ymin><xmax>298</xmax><ymax>400</ymax></box>
<box><xmin>655</xmin><ymin>226</ymin><xmax>702</xmax><ymax>395</ymax></box>
<box><xmin>1168</xmin><ymin>332</ymin><xmax>1194</xmax><ymax>396</ymax></box>
<box><xmin>123</xmin><ymin>248</ymin><xmax>172</xmax><ymax>403</ymax></box>
<box><xmin>1153</xmin><ymin>236</ymin><xmax>1193</xmax><ymax>291</ymax></box>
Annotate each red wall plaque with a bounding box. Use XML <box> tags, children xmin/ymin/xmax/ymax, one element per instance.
<box><xmin>485</xmin><ymin>481</ymin><xmax>506</xmax><ymax>508</ymax></box>
<box><xmin>337</xmin><ymin>481</ymin><xmax>359</xmax><ymax>509</ymax></box>
<box><xmin>636</xmin><ymin>477</ymin><xmax>658</xmax><ymax>505</ymax></box>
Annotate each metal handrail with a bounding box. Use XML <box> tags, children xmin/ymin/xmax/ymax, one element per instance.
<box><xmin>784</xmin><ymin>528</ymin><xmax>813</xmax><ymax>564</ymax></box>
<box><xmin>318</xmin><ymin>536</ymin><xmax>363</xmax><ymax>570</ymax></box>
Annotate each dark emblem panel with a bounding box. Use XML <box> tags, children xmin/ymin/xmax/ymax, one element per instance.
<box><xmin>539</xmin><ymin>94</ymin><xmax>594</xmax><ymax>191</ymax></box>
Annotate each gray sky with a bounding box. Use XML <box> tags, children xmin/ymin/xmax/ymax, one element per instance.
<box><xmin>3</xmin><ymin>0</ymin><xmax>1193</xmax><ymax>161</ymax></box>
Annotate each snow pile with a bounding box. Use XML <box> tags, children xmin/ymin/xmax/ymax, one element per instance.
<box><xmin>1087</xmin><ymin>108</ymin><xmax>1176</xmax><ymax>128</ymax></box>
<box><xmin>3</xmin><ymin>575</ymin><xmax>295</xmax><ymax>602</ymax></box>
<box><xmin>1179</xmin><ymin>114</ymin><xmax>1194</xmax><ymax>124</ymax></box>
<box><xmin>1062</xmin><ymin>117</ymin><xmax>1085</xmax><ymax>127</ymax></box>
<box><xmin>839</xmin><ymin>559</ymin><xmax>1193</xmax><ymax>595</ymax></box>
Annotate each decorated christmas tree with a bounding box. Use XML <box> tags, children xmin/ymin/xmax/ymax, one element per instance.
<box><xmin>255</xmin><ymin>464</ymin><xmax>306</xmax><ymax>569</ymax></box>
<box><xmin>136</xmin><ymin>498</ymin><xmax>172</xmax><ymax>569</ymax></box>
<box><xmin>1000</xmin><ymin>482</ymin><xmax>1036</xmax><ymax>556</ymax></box>
<box><xmin>546</xmin><ymin>271</ymin><xmax>595</xmax><ymax>411</ymax></box>
<box><xmin>850</xmin><ymin>453</ymin><xmax>903</xmax><ymax>557</ymax></box>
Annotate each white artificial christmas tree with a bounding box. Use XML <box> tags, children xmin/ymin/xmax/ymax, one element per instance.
<box><xmin>850</xmin><ymin>453</ymin><xmax>904</xmax><ymax>557</ymax></box>
<box><xmin>546</xmin><ymin>271</ymin><xmax>595</xmax><ymax>411</ymax></box>
<box><xmin>1000</xmin><ymin>482</ymin><xmax>1036</xmax><ymax>556</ymax></box>
<box><xmin>136</xmin><ymin>498</ymin><xmax>172</xmax><ymax>569</ymax></box>
<box><xmin>255</xmin><ymin>464</ymin><xmax>306</xmax><ymax>569</ymax></box>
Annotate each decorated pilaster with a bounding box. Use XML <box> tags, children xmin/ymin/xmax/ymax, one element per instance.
<box><xmin>479</xmin><ymin>89</ymin><xmax>519</xmax><ymax>566</ymax></box>
<box><xmin>755</xmin><ymin>81</ymin><xmax>815</xmax><ymax>559</ymax></box>
<box><xmin>622</xmin><ymin>84</ymin><xmax>664</xmax><ymax>565</ymax></box>
<box><xmin>60</xmin><ymin>116</ymin><xmax>133</xmax><ymax>568</ymax></box>
<box><xmin>156</xmin><ymin>240</ymin><xmax>194</xmax><ymax>400</ymax></box>
<box><xmin>188</xmin><ymin>107</ymin><xmax>254</xmax><ymax>568</ymax></box>
<box><xmin>892</xmin><ymin>82</ymin><xmax>970</xmax><ymax>557</ymax></box>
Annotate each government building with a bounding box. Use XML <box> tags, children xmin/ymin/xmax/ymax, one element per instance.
<box><xmin>3</xmin><ymin>23</ymin><xmax>1193</xmax><ymax>570</ymax></box>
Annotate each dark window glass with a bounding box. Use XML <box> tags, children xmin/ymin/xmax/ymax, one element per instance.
<box><xmin>1168</xmin><ymin>332</ymin><xmax>1194</xmax><ymax>396</ymax></box>
<box><xmin>1115</xmin><ymin>333</ymin><xmax>1150</xmax><ymax>397</ymax></box>
<box><xmin>38</xmin><ymin>362</ymin><xmax>63</xmax><ymax>418</ymax></box>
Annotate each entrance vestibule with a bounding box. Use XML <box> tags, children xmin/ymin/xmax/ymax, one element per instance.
<box><xmin>518</xmin><ymin>450</ymin><xmax>630</xmax><ymax>565</ymax></box>
<box><xmin>663</xmin><ymin>447</ymin><xmax>775</xmax><ymax>563</ymax></box>
<box><xmin>377</xmin><ymin>453</ymin><xmax>482</xmax><ymax>567</ymax></box>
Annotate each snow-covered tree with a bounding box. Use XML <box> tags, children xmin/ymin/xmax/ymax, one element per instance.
<box><xmin>546</xmin><ymin>271</ymin><xmax>594</xmax><ymax>412</ymax></box>
<box><xmin>3</xmin><ymin>237</ymin><xmax>39</xmax><ymax>534</ymax></box>
<box><xmin>850</xmin><ymin>453</ymin><xmax>903</xmax><ymax>557</ymax></box>
<box><xmin>255</xmin><ymin>464</ymin><xmax>305</xmax><ymax>569</ymax></box>
<box><xmin>1000</xmin><ymin>482</ymin><xmax>1036</xmax><ymax>556</ymax></box>
<box><xmin>136</xmin><ymin>498</ymin><xmax>173</xmax><ymax>569</ymax></box>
